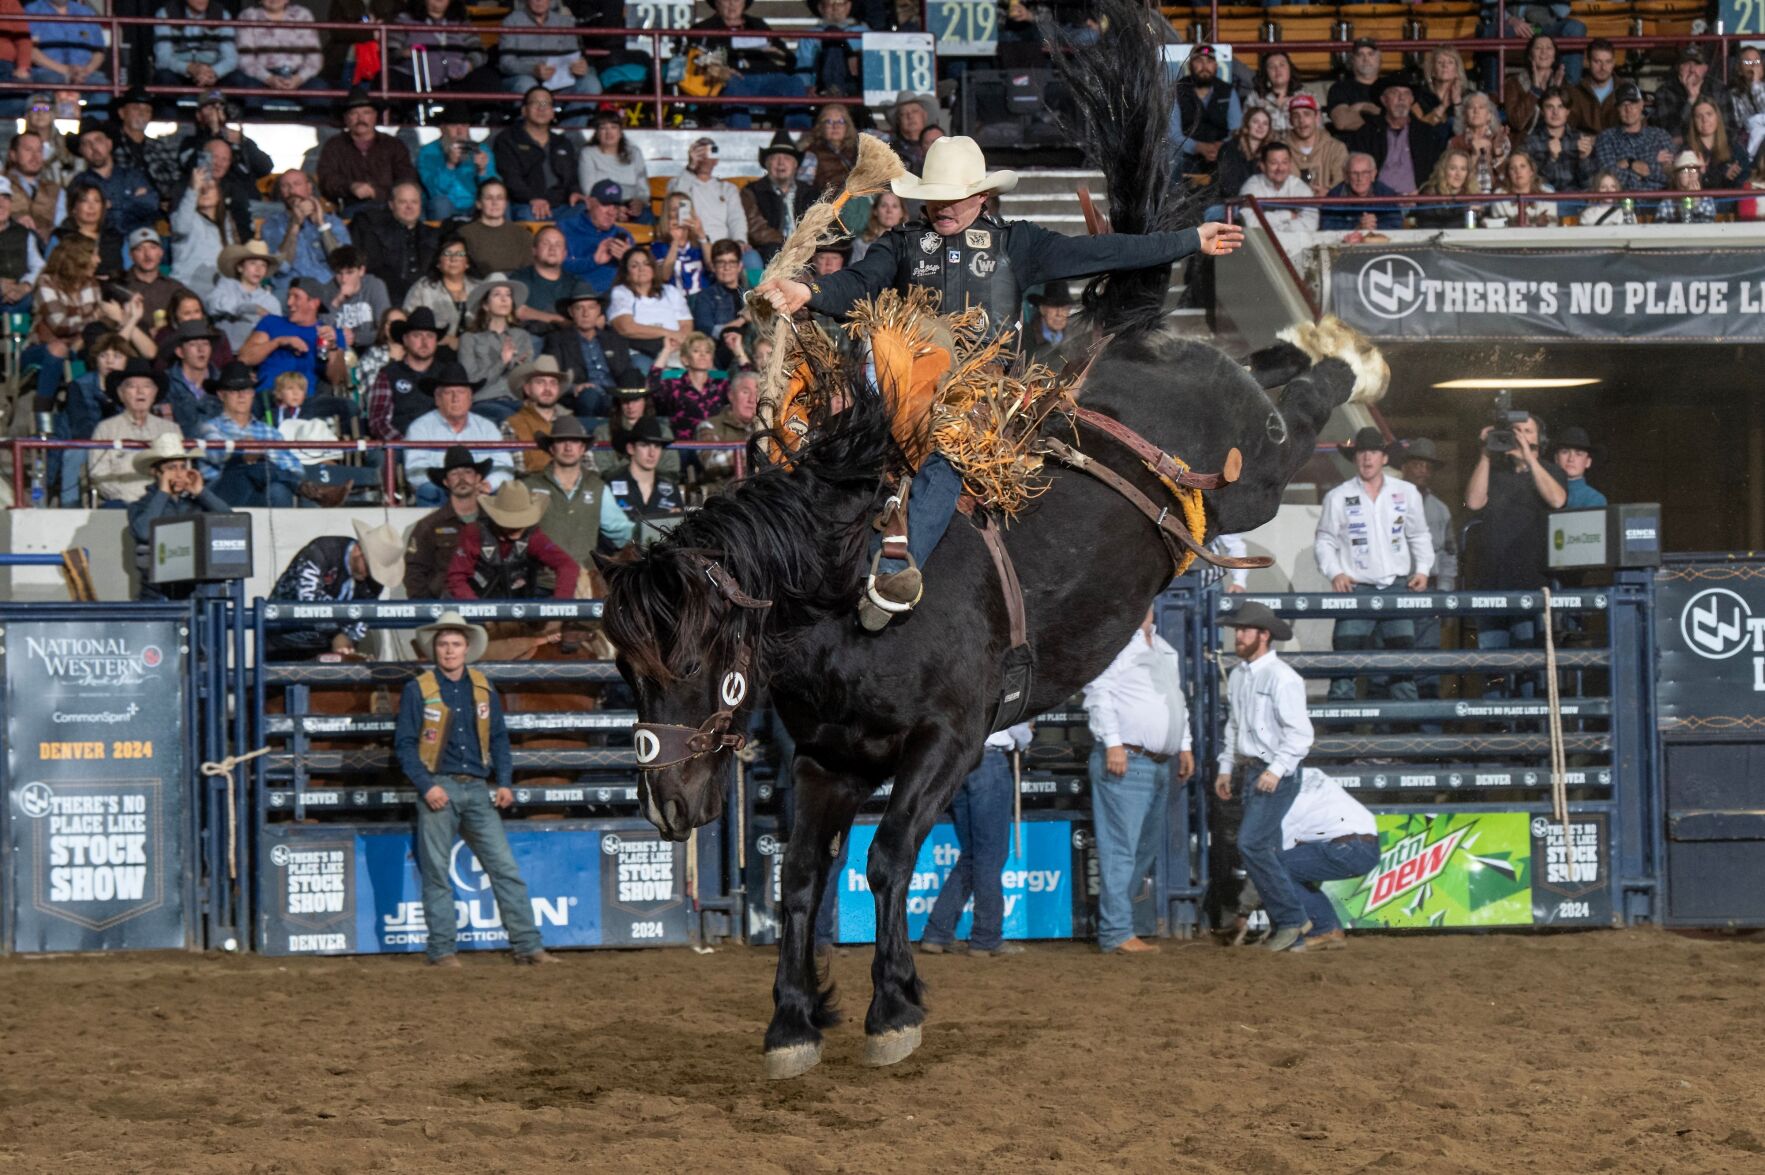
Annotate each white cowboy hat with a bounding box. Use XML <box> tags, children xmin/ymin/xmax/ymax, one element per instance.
<box><xmin>132</xmin><ymin>432</ymin><xmax>191</xmax><ymax>476</ymax></box>
<box><xmin>478</xmin><ymin>479</ymin><xmax>550</xmax><ymax>530</ymax></box>
<box><xmin>350</xmin><ymin>517</ymin><xmax>406</xmax><ymax>589</ymax></box>
<box><xmin>465</xmin><ymin>272</ymin><xmax>530</xmax><ymax>320</ymax></box>
<box><xmin>413</xmin><ymin>609</ymin><xmax>489</xmax><ymax>663</ymax></box>
<box><xmin>890</xmin><ymin>135</ymin><xmax>1018</xmax><ymax>202</ymax></box>
<box><xmin>507</xmin><ymin>353</ymin><xmax>565</xmax><ymax>392</ymax></box>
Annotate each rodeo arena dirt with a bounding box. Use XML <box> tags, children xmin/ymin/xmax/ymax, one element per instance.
<box><xmin>7</xmin><ymin>0</ymin><xmax>1765</xmax><ymax>1170</ymax></box>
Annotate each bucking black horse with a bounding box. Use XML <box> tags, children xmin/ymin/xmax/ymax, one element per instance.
<box><xmin>598</xmin><ymin>4</ymin><xmax>1385</xmax><ymax>1079</ymax></box>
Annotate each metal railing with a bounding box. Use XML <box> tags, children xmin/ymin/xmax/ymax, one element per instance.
<box><xmin>1232</xmin><ymin>188</ymin><xmax>1762</xmax><ymax>230</ymax></box>
<box><xmin>6</xmin><ymin>435</ymin><xmax>747</xmax><ymax>506</ymax></box>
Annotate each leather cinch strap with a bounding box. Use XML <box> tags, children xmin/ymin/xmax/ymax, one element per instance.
<box><xmin>975</xmin><ymin>513</ymin><xmax>1027</xmax><ymax>649</ymax></box>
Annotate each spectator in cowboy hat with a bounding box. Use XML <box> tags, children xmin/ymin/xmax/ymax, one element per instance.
<box><xmin>404</xmin><ymin>358</ymin><xmax>515</xmax><ymax>503</ymax></box>
<box><xmin>543</xmin><ymin>289</ymin><xmax>643</xmax><ymax>417</ymax></box>
<box><xmin>1550</xmin><ymin>425</ymin><xmax>1606</xmax><ymax>508</ymax></box>
<box><xmin>126</xmin><ymin>432</ymin><xmax>233</xmax><ymax>601</ymax></box>
<box><xmin>445</xmin><ymin>479</ymin><xmax>580</xmax><ymax>599</ymax></box>
<box><xmin>1213</xmin><ymin>600</ymin><xmax>1315</xmax><ymax>953</ymax></box>
<box><xmin>406</xmin><ymin>445</ymin><xmax>494</xmax><ymax>599</ymax></box>
<box><xmin>501</xmin><ymin>354</ymin><xmax>573</xmax><ymax>473</ymax></box>
<box><xmin>367</xmin><ymin>306</ymin><xmax>450</xmax><ymax>442</ymax></box>
<box><xmin>458</xmin><ymin>270</ymin><xmax>536</xmax><ymax>419</ymax></box>
<box><xmin>1024</xmin><ymin>281</ymin><xmax>1078</xmax><ymax>365</ymax></box>
<box><xmin>741</xmin><ymin>130</ymin><xmax>814</xmax><ymax>264</ymax></box>
<box><xmin>91</xmin><ymin>352</ymin><xmax>181</xmax><ymax>506</ymax></box>
<box><xmin>264</xmin><ymin>518</ymin><xmax>407</xmax><ymax>661</ymax></box>
<box><xmin>163</xmin><ymin>319</ymin><xmax>223</xmax><ymax>436</ymax></box>
<box><xmin>395</xmin><ymin>608</ymin><xmax>559</xmax><ymax>967</ymax></box>
<box><xmin>208</xmin><ymin>239</ymin><xmax>284</xmax><ymax>351</ymax></box>
<box><xmin>523</xmin><ymin>415</ymin><xmax>634</xmax><ymax>576</ymax></box>
<box><xmin>606</xmin><ymin>414</ymin><xmax>685</xmax><ymax>546</ymax></box>
<box><xmin>885</xmin><ymin>90</ymin><xmax>942</xmax><ymax>172</ymax></box>
<box><xmin>594</xmin><ymin>385</ymin><xmax>680</xmax><ymax>478</ymax></box>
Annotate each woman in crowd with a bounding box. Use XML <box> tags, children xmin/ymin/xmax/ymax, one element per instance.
<box><xmin>1732</xmin><ymin>47</ymin><xmax>1765</xmax><ymax>158</ymax></box>
<box><xmin>1656</xmin><ymin>150</ymin><xmax>1719</xmax><ymax>224</ymax></box>
<box><xmin>152</xmin><ymin>290</ymin><xmax>237</xmax><ymax>371</ymax></box>
<box><xmin>1486</xmin><ymin>152</ymin><xmax>1559</xmax><ymax>225</ymax></box>
<box><xmin>1245</xmin><ymin>51</ymin><xmax>1299</xmax><ymax>139</ymax></box>
<box><xmin>1413</xmin><ymin>147</ymin><xmax>1481</xmax><ymax>227</ymax></box>
<box><xmin>578</xmin><ymin>111</ymin><xmax>653</xmax><ymax>223</ymax></box>
<box><xmin>800</xmin><ymin>104</ymin><xmax>861</xmax><ymax>195</ymax></box>
<box><xmin>458</xmin><ymin>272</ymin><xmax>535</xmax><ymax>419</ymax></box>
<box><xmin>52</xmin><ymin>181</ymin><xmax>124</xmax><ymax>277</ymax></box>
<box><xmin>402</xmin><ymin>236</ymin><xmax>479</xmax><ymax>344</ymax></box>
<box><xmin>235</xmin><ymin>0</ymin><xmax>326</xmax><ymax>101</ymax></box>
<box><xmin>1414</xmin><ymin>46</ymin><xmax>1474</xmax><ymax>143</ymax></box>
<box><xmin>170</xmin><ymin>160</ymin><xmax>244</xmax><ymax>298</ymax></box>
<box><xmin>389</xmin><ymin>0</ymin><xmax>490</xmax><ymax>96</ymax></box>
<box><xmin>209</xmin><ymin>240</ymin><xmax>282</xmax><ymax>351</ymax></box>
<box><xmin>607</xmin><ymin>249</ymin><xmax>689</xmax><ymax>375</ymax></box>
<box><xmin>1524</xmin><ymin>87</ymin><xmax>1595</xmax><ymax>193</ymax></box>
<box><xmin>1451</xmin><ymin>92</ymin><xmax>1511</xmax><ymax>192</ymax></box>
<box><xmin>654</xmin><ymin>192</ymin><xmax>709</xmax><ymax>296</ymax></box>
<box><xmin>647</xmin><ymin>330</ymin><xmax>728</xmax><ymax>435</ymax></box>
<box><xmin>1502</xmin><ymin>33</ymin><xmax>1564</xmax><ymax>137</ymax></box>
<box><xmin>456</xmin><ymin>179</ymin><xmax>536</xmax><ymax>277</ymax></box>
<box><xmin>1685</xmin><ymin>96</ymin><xmax>1749</xmax><ymax>189</ymax></box>
<box><xmin>886</xmin><ymin>91</ymin><xmax>938</xmax><ymax>172</ymax></box>
<box><xmin>851</xmin><ymin>190</ymin><xmax>906</xmax><ymax>262</ymax></box>
<box><xmin>29</xmin><ymin>237</ymin><xmax>152</xmax><ymax>401</ymax></box>
<box><xmin>1214</xmin><ymin>106</ymin><xmax>1274</xmax><ymax>201</ymax></box>
<box><xmin>1578</xmin><ymin>170</ymin><xmax>1637</xmax><ymax>226</ymax></box>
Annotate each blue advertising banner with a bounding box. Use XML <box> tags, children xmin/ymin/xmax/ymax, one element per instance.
<box><xmin>834</xmin><ymin>818</ymin><xmax>1077</xmax><ymax>943</ymax></box>
<box><xmin>259</xmin><ymin>821</ymin><xmax>692</xmax><ymax>955</ymax></box>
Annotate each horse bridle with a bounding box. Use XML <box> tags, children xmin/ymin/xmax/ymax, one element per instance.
<box><xmin>630</xmin><ymin>555</ymin><xmax>773</xmax><ymax>771</ymax></box>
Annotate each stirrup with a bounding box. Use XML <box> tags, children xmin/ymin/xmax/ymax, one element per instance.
<box><xmin>858</xmin><ymin>549</ymin><xmax>923</xmax><ymax>632</ymax></box>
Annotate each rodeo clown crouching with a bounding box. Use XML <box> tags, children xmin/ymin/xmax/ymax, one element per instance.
<box><xmin>394</xmin><ymin>611</ymin><xmax>558</xmax><ymax>967</ymax></box>
<box><xmin>755</xmin><ymin>136</ymin><xmax>1246</xmax><ymax>628</ymax></box>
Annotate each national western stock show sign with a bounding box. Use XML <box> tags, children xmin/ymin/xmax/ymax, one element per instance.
<box><xmin>3</xmin><ymin>620</ymin><xmax>191</xmax><ymax>952</ymax></box>
<box><xmin>1329</xmin><ymin>246</ymin><xmax>1765</xmax><ymax>341</ymax></box>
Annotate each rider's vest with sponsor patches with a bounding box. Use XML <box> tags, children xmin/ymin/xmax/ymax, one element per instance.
<box><xmin>891</xmin><ymin>217</ymin><xmax>1021</xmax><ymax>343</ymax></box>
<box><xmin>470</xmin><ymin>533</ymin><xmax>533</xmax><ymax>598</ymax></box>
<box><xmin>413</xmin><ymin>668</ymin><xmax>493</xmax><ymax>774</ymax></box>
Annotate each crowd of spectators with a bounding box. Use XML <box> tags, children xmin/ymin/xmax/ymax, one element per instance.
<box><xmin>1186</xmin><ymin>37</ymin><xmax>1760</xmax><ymax>231</ymax></box>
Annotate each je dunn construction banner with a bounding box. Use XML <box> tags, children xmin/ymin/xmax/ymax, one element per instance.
<box><xmin>1328</xmin><ymin>246</ymin><xmax>1765</xmax><ymax>342</ymax></box>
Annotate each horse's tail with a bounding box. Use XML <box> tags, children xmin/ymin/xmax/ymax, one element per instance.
<box><xmin>1048</xmin><ymin>0</ymin><xmax>1197</xmax><ymax>339</ymax></box>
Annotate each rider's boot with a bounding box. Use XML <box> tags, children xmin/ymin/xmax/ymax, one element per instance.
<box><xmin>857</xmin><ymin>455</ymin><xmax>962</xmax><ymax>632</ymax></box>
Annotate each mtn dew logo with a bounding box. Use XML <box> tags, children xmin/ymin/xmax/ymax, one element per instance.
<box><xmin>1325</xmin><ymin>813</ymin><xmax>1533</xmax><ymax>929</ymax></box>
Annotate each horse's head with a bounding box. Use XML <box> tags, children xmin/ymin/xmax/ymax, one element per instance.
<box><xmin>599</xmin><ymin>547</ymin><xmax>771</xmax><ymax>842</ymax></box>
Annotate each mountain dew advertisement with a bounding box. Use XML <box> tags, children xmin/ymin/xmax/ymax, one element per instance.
<box><xmin>1322</xmin><ymin>813</ymin><xmax>1534</xmax><ymax>929</ymax></box>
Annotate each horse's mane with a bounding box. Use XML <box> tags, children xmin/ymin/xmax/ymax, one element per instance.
<box><xmin>603</xmin><ymin>370</ymin><xmax>896</xmax><ymax>685</ymax></box>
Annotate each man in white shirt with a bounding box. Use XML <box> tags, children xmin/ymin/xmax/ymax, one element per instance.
<box><xmin>1313</xmin><ymin>426</ymin><xmax>1434</xmax><ymax>705</ymax></box>
<box><xmin>404</xmin><ymin>361</ymin><xmax>516</xmax><ymax>507</ymax></box>
<box><xmin>666</xmin><ymin>138</ymin><xmax>748</xmax><ymax>250</ymax></box>
<box><xmin>1279</xmin><ymin>769</ymin><xmax>1379</xmax><ymax>952</ymax></box>
<box><xmin>1238</xmin><ymin>143</ymin><xmax>1318</xmax><ymax>235</ymax></box>
<box><xmin>1083</xmin><ymin>609</ymin><xmax>1196</xmax><ymax>955</ymax></box>
<box><xmin>1214</xmin><ymin>602</ymin><xmax>1315</xmax><ymax>953</ymax></box>
<box><xmin>919</xmin><ymin>722</ymin><xmax>1033</xmax><ymax>958</ymax></box>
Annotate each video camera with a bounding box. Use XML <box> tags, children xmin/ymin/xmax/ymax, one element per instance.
<box><xmin>1484</xmin><ymin>390</ymin><xmax>1531</xmax><ymax>455</ymax></box>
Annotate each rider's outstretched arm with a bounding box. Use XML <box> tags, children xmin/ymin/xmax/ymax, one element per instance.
<box><xmin>1010</xmin><ymin>221</ymin><xmax>1203</xmax><ymax>290</ymax></box>
<box><xmin>802</xmin><ymin>229</ymin><xmax>906</xmax><ymax>321</ymax></box>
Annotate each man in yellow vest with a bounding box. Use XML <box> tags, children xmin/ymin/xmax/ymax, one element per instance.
<box><xmin>395</xmin><ymin>610</ymin><xmax>559</xmax><ymax>968</ymax></box>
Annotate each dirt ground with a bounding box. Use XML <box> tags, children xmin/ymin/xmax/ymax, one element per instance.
<box><xmin>2</xmin><ymin>929</ymin><xmax>1763</xmax><ymax>1174</ymax></box>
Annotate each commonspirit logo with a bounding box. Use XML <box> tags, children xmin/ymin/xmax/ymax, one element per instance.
<box><xmin>1679</xmin><ymin>588</ymin><xmax>1756</xmax><ymax>660</ymax></box>
<box><xmin>1356</xmin><ymin>254</ymin><xmax>1426</xmax><ymax>320</ymax></box>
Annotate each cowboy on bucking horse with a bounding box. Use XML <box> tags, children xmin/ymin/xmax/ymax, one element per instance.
<box><xmin>755</xmin><ymin>135</ymin><xmax>1246</xmax><ymax>629</ymax></box>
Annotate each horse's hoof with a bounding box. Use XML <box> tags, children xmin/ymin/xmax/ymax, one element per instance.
<box><xmin>863</xmin><ymin>1025</ymin><xmax>922</xmax><ymax>1067</ymax></box>
<box><xmin>764</xmin><ymin>1042</ymin><xmax>822</xmax><ymax>1080</ymax></box>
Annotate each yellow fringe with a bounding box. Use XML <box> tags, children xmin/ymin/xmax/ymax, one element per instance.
<box><xmin>1153</xmin><ymin>457</ymin><xmax>1208</xmax><ymax>575</ymax></box>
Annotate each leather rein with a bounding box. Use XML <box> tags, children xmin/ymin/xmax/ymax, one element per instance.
<box><xmin>630</xmin><ymin>554</ymin><xmax>773</xmax><ymax>771</ymax></box>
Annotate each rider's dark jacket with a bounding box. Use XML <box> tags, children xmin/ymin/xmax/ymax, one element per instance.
<box><xmin>804</xmin><ymin>214</ymin><xmax>1203</xmax><ymax>344</ymax></box>
<box><xmin>265</xmin><ymin>535</ymin><xmax>385</xmax><ymax>659</ymax></box>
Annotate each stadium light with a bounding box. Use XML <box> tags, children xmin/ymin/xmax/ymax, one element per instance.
<box><xmin>1431</xmin><ymin>378</ymin><xmax>1603</xmax><ymax>389</ymax></box>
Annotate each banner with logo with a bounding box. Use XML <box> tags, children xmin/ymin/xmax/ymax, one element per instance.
<box><xmin>258</xmin><ymin>821</ymin><xmax>692</xmax><ymax>955</ymax></box>
<box><xmin>1328</xmin><ymin>246</ymin><xmax>1765</xmax><ymax>342</ymax></box>
<box><xmin>1318</xmin><ymin>810</ymin><xmax>1610</xmax><ymax>929</ymax></box>
<box><xmin>1656</xmin><ymin>564</ymin><xmax>1765</xmax><ymax>736</ymax></box>
<box><xmin>4</xmin><ymin>619</ymin><xmax>190</xmax><ymax>953</ymax></box>
<box><xmin>832</xmin><ymin>816</ymin><xmax>1085</xmax><ymax>943</ymax></box>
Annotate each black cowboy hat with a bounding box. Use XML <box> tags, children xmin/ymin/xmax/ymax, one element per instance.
<box><xmin>426</xmin><ymin>444</ymin><xmax>494</xmax><ymax>486</ymax></box>
<box><xmin>1340</xmin><ymin>425</ymin><xmax>1393</xmax><ymax>458</ymax></box>
<box><xmin>168</xmin><ymin>319</ymin><xmax>219</xmax><ymax>347</ymax></box>
<box><xmin>1220</xmin><ymin>600</ymin><xmax>1294</xmax><ymax>642</ymax></box>
<box><xmin>759</xmin><ymin>128</ymin><xmax>802</xmax><ymax>165</ymax></box>
<box><xmin>535</xmin><ymin>416</ymin><xmax>591</xmax><ymax>451</ymax></box>
<box><xmin>622</xmin><ymin>414</ymin><xmax>674</xmax><ymax>448</ymax></box>
<box><xmin>116</xmin><ymin>84</ymin><xmax>154</xmax><ymax>110</ymax></box>
<box><xmin>204</xmin><ymin>360</ymin><xmax>256</xmax><ymax>395</ymax></box>
<box><xmin>1395</xmin><ymin>437</ymin><xmax>1446</xmax><ymax>466</ymax></box>
<box><xmin>609</xmin><ymin>385</ymin><xmax>649</xmax><ymax>401</ymax></box>
<box><xmin>339</xmin><ymin>86</ymin><xmax>377</xmax><ymax>116</ymax></box>
<box><xmin>1027</xmin><ymin>281</ymin><xmax>1076</xmax><ymax>308</ymax></box>
<box><xmin>419</xmin><ymin>360</ymin><xmax>484</xmax><ymax>396</ymax></box>
<box><xmin>435</xmin><ymin>102</ymin><xmax>475</xmax><ymax>126</ymax></box>
<box><xmin>103</xmin><ymin>356</ymin><xmax>166</xmax><ymax>400</ymax></box>
<box><xmin>556</xmin><ymin>289</ymin><xmax>610</xmax><ymax>312</ymax></box>
<box><xmin>1548</xmin><ymin>425</ymin><xmax>1602</xmax><ymax>458</ymax></box>
<box><xmin>813</xmin><ymin>237</ymin><xmax>852</xmax><ymax>259</ymax></box>
<box><xmin>391</xmin><ymin>307</ymin><xmax>442</xmax><ymax>342</ymax></box>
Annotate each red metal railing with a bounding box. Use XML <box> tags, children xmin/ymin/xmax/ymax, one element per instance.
<box><xmin>8</xmin><ymin>435</ymin><xmax>748</xmax><ymax>506</ymax></box>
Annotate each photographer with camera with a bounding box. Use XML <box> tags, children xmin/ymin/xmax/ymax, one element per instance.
<box><xmin>1464</xmin><ymin>404</ymin><xmax>1566</xmax><ymax>683</ymax></box>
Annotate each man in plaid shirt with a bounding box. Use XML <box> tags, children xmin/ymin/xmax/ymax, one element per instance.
<box><xmin>198</xmin><ymin>361</ymin><xmax>347</xmax><ymax>506</ymax></box>
<box><xmin>1591</xmin><ymin>82</ymin><xmax>1674</xmax><ymax>191</ymax></box>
